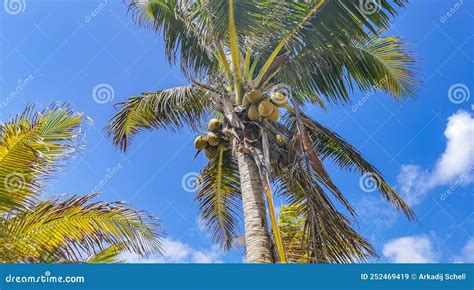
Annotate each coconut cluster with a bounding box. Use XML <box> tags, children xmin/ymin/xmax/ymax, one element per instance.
<box><xmin>243</xmin><ymin>90</ymin><xmax>287</xmax><ymax>122</ymax></box>
<box><xmin>194</xmin><ymin>118</ymin><xmax>227</xmax><ymax>159</ymax></box>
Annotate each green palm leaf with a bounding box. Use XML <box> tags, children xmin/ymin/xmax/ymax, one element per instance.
<box><xmin>2</xmin><ymin>193</ymin><xmax>162</xmax><ymax>263</ymax></box>
<box><xmin>0</xmin><ymin>105</ymin><xmax>82</xmax><ymax>212</ymax></box>
<box><xmin>195</xmin><ymin>148</ymin><xmax>241</xmax><ymax>249</ymax></box>
<box><xmin>1</xmin><ymin>105</ymin><xmax>163</xmax><ymax>263</ymax></box>
<box><xmin>129</xmin><ymin>0</ymin><xmax>216</xmax><ymax>77</ymax></box>
<box><xmin>275</xmin><ymin>177</ymin><xmax>376</xmax><ymax>263</ymax></box>
<box><xmin>87</xmin><ymin>244</ymin><xmax>126</xmax><ymax>263</ymax></box>
<box><xmin>277</xmin><ymin>204</ymin><xmax>376</xmax><ymax>263</ymax></box>
<box><xmin>107</xmin><ymin>85</ymin><xmax>211</xmax><ymax>151</ymax></box>
<box><xmin>343</xmin><ymin>35</ymin><xmax>418</xmax><ymax>98</ymax></box>
<box><xmin>277</xmin><ymin>35</ymin><xmax>417</xmax><ymax>106</ymax></box>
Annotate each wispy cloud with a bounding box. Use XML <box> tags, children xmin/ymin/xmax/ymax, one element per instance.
<box><xmin>356</xmin><ymin>196</ymin><xmax>398</xmax><ymax>230</ymax></box>
<box><xmin>383</xmin><ymin>235</ymin><xmax>439</xmax><ymax>263</ymax></box>
<box><xmin>121</xmin><ymin>238</ymin><xmax>225</xmax><ymax>263</ymax></box>
<box><xmin>453</xmin><ymin>238</ymin><xmax>474</xmax><ymax>263</ymax></box>
<box><xmin>397</xmin><ymin>110</ymin><xmax>474</xmax><ymax>205</ymax></box>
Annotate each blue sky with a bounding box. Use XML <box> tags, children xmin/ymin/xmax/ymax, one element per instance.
<box><xmin>0</xmin><ymin>0</ymin><xmax>473</xmax><ymax>263</ymax></box>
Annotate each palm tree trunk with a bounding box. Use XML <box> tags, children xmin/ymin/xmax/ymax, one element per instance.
<box><xmin>237</xmin><ymin>150</ymin><xmax>273</xmax><ymax>263</ymax></box>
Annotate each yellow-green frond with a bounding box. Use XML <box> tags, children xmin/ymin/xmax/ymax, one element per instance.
<box><xmin>0</xmin><ymin>104</ymin><xmax>83</xmax><ymax>213</ymax></box>
<box><xmin>1</xmin><ymin>193</ymin><xmax>162</xmax><ymax>263</ymax></box>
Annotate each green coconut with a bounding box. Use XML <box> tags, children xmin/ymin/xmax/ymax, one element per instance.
<box><xmin>246</xmin><ymin>90</ymin><xmax>263</xmax><ymax>104</ymax></box>
<box><xmin>208</xmin><ymin>118</ymin><xmax>221</xmax><ymax>132</ymax></box>
<box><xmin>194</xmin><ymin>135</ymin><xmax>208</xmax><ymax>150</ymax></box>
<box><xmin>242</xmin><ymin>94</ymin><xmax>252</xmax><ymax>107</ymax></box>
<box><xmin>207</xmin><ymin>132</ymin><xmax>220</xmax><ymax>146</ymax></box>
<box><xmin>271</xmin><ymin>92</ymin><xmax>288</xmax><ymax>107</ymax></box>
<box><xmin>248</xmin><ymin>104</ymin><xmax>260</xmax><ymax>121</ymax></box>
<box><xmin>205</xmin><ymin>146</ymin><xmax>218</xmax><ymax>159</ymax></box>
<box><xmin>267</xmin><ymin>107</ymin><xmax>280</xmax><ymax>122</ymax></box>
<box><xmin>258</xmin><ymin>100</ymin><xmax>274</xmax><ymax>117</ymax></box>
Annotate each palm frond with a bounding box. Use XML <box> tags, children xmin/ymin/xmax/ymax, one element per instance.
<box><xmin>285</xmin><ymin>111</ymin><xmax>356</xmax><ymax>217</ymax></box>
<box><xmin>275</xmin><ymin>178</ymin><xmax>376</xmax><ymax>263</ymax></box>
<box><xmin>177</xmin><ymin>0</ymin><xmax>289</xmax><ymax>51</ymax></box>
<box><xmin>107</xmin><ymin>85</ymin><xmax>211</xmax><ymax>151</ymax></box>
<box><xmin>1</xmin><ymin>193</ymin><xmax>162</xmax><ymax>263</ymax></box>
<box><xmin>293</xmin><ymin>113</ymin><xmax>415</xmax><ymax>220</ymax></box>
<box><xmin>277</xmin><ymin>35</ymin><xmax>417</xmax><ymax>106</ymax></box>
<box><xmin>277</xmin><ymin>203</ymin><xmax>375</xmax><ymax>263</ymax></box>
<box><xmin>343</xmin><ymin>35</ymin><xmax>418</xmax><ymax>98</ymax></box>
<box><xmin>195</xmin><ymin>148</ymin><xmax>241</xmax><ymax>249</ymax></box>
<box><xmin>87</xmin><ymin>244</ymin><xmax>126</xmax><ymax>263</ymax></box>
<box><xmin>128</xmin><ymin>0</ymin><xmax>216</xmax><ymax>77</ymax></box>
<box><xmin>285</xmin><ymin>0</ymin><xmax>408</xmax><ymax>53</ymax></box>
<box><xmin>0</xmin><ymin>104</ymin><xmax>82</xmax><ymax>213</ymax></box>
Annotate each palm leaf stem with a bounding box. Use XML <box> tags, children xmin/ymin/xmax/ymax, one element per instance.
<box><xmin>255</xmin><ymin>0</ymin><xmax>326</xmax><ymax>86</ymax></box>
<box><xmin>228</xmin><ymin>0</ymin><xmax>243</xmax><ymax>103</ymax></box>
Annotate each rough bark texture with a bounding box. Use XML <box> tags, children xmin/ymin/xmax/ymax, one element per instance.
<box><xmin>237</xmin><ymin>150</ymin><xmax>273</xmax><ymax>263</ymax></box>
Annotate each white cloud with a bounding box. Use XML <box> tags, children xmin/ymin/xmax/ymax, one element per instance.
<box><xmin>397</xmin><ymin>165</ymin><xmax>431</xmax><ymax>206</ymax></box>
<box><xmin>356</xmin><ymin>196</ymin><xmax>398</xmax><ymax>229</ymax></box>
<box><xmin>383</xmin><ymin>235</ymin><xmax>438</xmax><ymax>263</ymax></box>
<box><xmin>120</xmin><ymin>238</ymin><xmax>224</xmax><ymax>263</ymax></box>
<box><xmin>453</xmin><ymin>238</ymin><xmax>474</xmax><ymax>263</ymax></box>
<box><xmin>431</xmin><ymin>111</ymin><xmax>474</xmax><ymax>183</ymax></box>
<box><xmin>397</xmin><ymin>110</ymin><xmax>474</xmax><ymax>205</ymax></box>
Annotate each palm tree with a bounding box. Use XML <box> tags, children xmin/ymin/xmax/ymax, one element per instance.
<box><xmin>107</xmin><ymin>0</ymin><xmax>418</xmax><ymax>263</ymax></box>
<box><xmin>0</xmin><ymin>105</ymin><xmax>162</xmax><ymax>263</ymax></box>
<box><xmin>277</xmin><ymin>204</ymin><xmax>312</xmax><ymax>263</ymax></box>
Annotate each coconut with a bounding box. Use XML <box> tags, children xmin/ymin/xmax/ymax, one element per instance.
<box><xmin>267</xmin><ymin>107</ymin><xmax>280</xmax><ymax>122</ymax></box>
<box><xmin>271</xmin><ymin>92</ymin><xmax>287</xmax><ymax>107</ymax></box>
<box><xmin>246</xmin><ymin>90</ymin><xmax>263</xmax><ymax>104</ymax></box>
<box><xmin>194</xmin><ymin>135</ymin><xmax>208</xmax><ymax>150</ymax></box>
<box><xmin>205</xmin><ymin>146</ymin><xmax>218</xmax><ymax>159</ymax></box>
<box><xmin>207</xmin><ymin>132</ymin><xmax>220</xmax><ymax>146</ymax></box>
<box><xmin>242</xmin><ymin>95</ymin><xmax>252</xmax><ymax>107</ymax></box>
<box><xmin>248</xmin><ymin>104</ymin><xmax>260</xmax><ymax>121</ymax></box>
<box><xmin>258</xmin><ymin>100</ymin><xmax>274</xmax><ymax>117</ymax></box>
<box><xmin>208</xmin><ymin>118</ymin><xmax>221</xmax><ymax>132</ymax></box>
